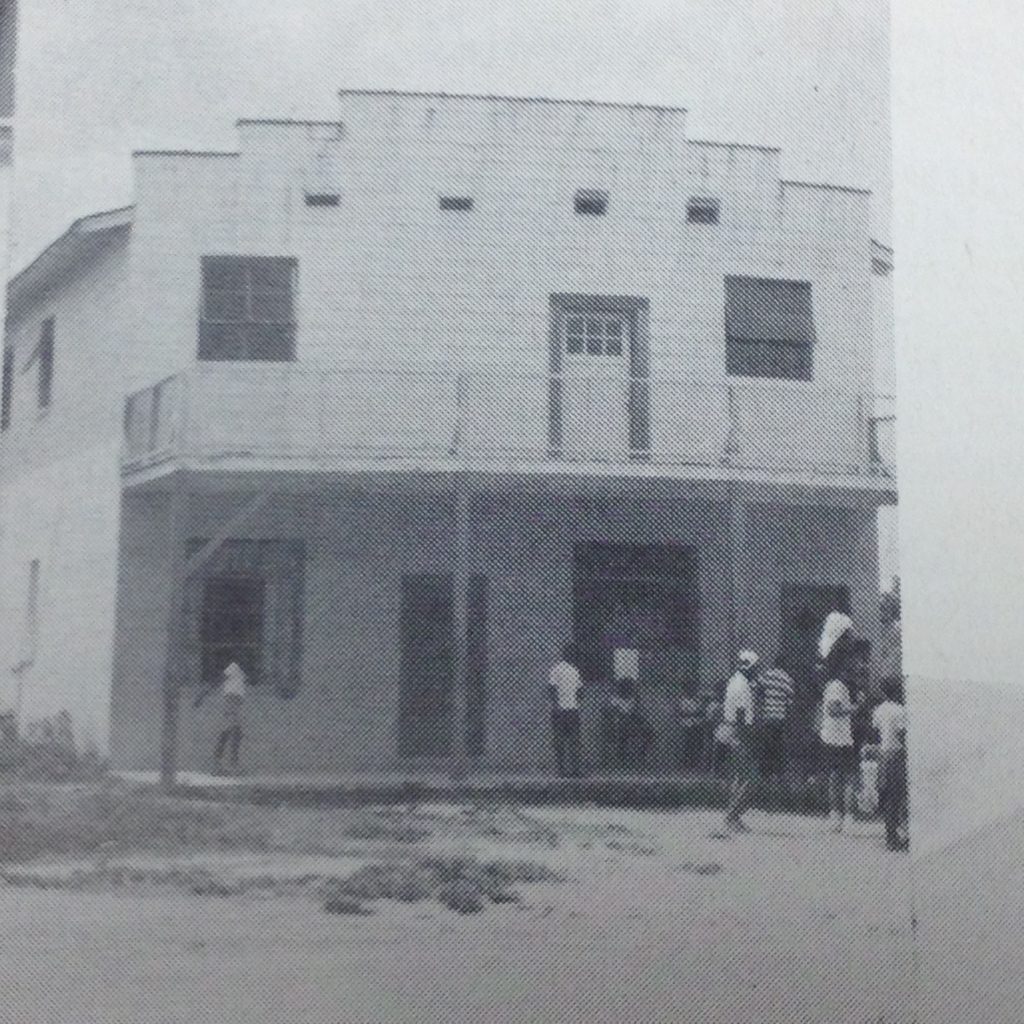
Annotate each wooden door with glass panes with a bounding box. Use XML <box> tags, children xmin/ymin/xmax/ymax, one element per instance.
<box><xmin>560</xmin><ymin>310</ymin><xmax>631</xmax><ymax>459</ymax></box>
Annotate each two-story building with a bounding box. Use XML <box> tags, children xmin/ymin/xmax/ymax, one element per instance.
<box><xmin>0</xmin><ymin>90</ymin><xmax>896</xmax><ymax>775</ymax></box>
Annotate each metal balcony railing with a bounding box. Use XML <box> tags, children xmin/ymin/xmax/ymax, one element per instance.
<box><xmin>122</xmin><ymin>363</ymin><xmax>897</xmax><ymax>480</ymax></box>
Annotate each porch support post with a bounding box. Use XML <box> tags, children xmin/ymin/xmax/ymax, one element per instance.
<box><xmin>449</xmin><ymin>481</ymin><xmax>471</xmax><ymax>781</ymax></box>
<box><xmin>182</xmin><ymin>491</ymin><xmax>272</xmax><ymax>578</ymax></box>
<box><xmin>726</xmin><ymin>484</ymin><xmax>747</xmax><ymax>658</ymax></box>
<box><xmin>159</xmin><ymin>470</ymin><xmax>189</xmax><ymax>791</ymax></box>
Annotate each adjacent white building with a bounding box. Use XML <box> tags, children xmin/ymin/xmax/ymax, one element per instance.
<box><xmin>0</xmin><ymin>91</ymin><xmax>896</xmax><ymax>772</ymax></box>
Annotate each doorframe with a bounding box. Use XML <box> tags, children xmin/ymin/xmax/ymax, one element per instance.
<box><xmin>547</xmin><ymin>294</ymin><xmax>651</xmax><ymax>458</ymax></box>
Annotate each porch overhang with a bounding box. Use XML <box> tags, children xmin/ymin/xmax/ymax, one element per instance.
<box><xmin>121</xmin><ymin>457</ymin><xmax>896</xmax><ymax>509</ymax></box>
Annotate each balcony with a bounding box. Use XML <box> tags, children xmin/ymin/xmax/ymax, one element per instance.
<box><xmin>122</xmin><ymin>363</ymin><xmax>896</xmax><ymax>491</ymax></box>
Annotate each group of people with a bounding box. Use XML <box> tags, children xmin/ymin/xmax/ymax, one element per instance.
<box><xmin>715</xmin><ymin>611</ymin><xmax>908</xmax><ymax>849</ymax></box>
<box><xmin>203</xmin><ymin>621</ymin><xmax>908</xmax><ymax>854</ymax></box>
<box><xmin>547</xmin><ymin>613</ymin><xmax>909</xmax><ymax>851</ymax></box>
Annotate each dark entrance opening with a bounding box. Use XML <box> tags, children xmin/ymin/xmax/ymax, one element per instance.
<box><xmin>571</xmin><ymin>543</ymin><xmax>699</xmax><ymax>691</ymax></box>
<box><xmin>398</xmin><ymin>572</ymin><xmax>488</xmax><ymax>759</ymax></box>
<box><xmin>779</xmin><ymin>582</ymin><xmax>852</xmax><ymax>765</ymax></box>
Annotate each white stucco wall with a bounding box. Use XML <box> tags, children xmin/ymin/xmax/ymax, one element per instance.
<box><xmin>0</xmin><ymin>440</ymin><xmax>121</xmax><ymax>749</ymax></box>
<box><xmin>126</xmin><ymin>95</ymin><xmax>877</xmax><ymax>405</ymax></box>
<box><xmin>0</xmin><ymin>233</ymin><xmax>129</xmax><ymax>750</ymax></box>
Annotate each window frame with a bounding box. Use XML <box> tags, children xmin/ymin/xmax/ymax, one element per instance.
<box><xmin>724</xmin><ymin>276</ymin><xmax>816</xmax><ymax>383</ymax></box>
<box><xmin>198</xmin><ymin>255</ymin><xmax>299</xmax><ymax>362</ymax></box>
<box><xmin>184</xmin><ymin>539</ymin><xmax>306</xmax><ymax>698</ymax></box>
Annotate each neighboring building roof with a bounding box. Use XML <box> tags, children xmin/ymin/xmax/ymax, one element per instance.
<box><xmin>7</xmin><ymin>206</ymin><xmax>134</xmax><ymax>319</ymax></box>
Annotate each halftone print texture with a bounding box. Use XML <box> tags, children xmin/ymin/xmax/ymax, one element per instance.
<box><xmin>0</xmin><ymin>2</ymin><xmax>942</xmax><ymax>1023</ymax></box>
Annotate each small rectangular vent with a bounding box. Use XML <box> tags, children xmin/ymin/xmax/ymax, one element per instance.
<box><xmin>305</xmin><ymin>193</ymin><xmax>340</xmax><ymax>207</ymax></box>
<box><xmin>439</xmin><ymin>195</ymin><xmax>474</xmax><ymax>211</ymax></box>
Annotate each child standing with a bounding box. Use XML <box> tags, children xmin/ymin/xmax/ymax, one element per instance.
<box><xmin>873</xmin><ymin>676</ymin><xmax>909</xmax><ymax>850</ymax></box>
<box><xmin>195</xmin><ymin>658</ymin><xmax>249</xmax><ymax>775</ymax></box>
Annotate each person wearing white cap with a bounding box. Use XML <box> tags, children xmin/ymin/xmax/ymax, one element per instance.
<box><xmin>713</xmin><ymin>649</ymin><xmax>761</xmax><ymax>836</ymax></box>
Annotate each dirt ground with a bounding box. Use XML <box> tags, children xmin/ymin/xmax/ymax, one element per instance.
<box><xmin>0</xmin><ymin>787</ymin><xmax>916</xmax><ymax>1024</ymax></box>
<box><xmin>911</xmin><ymin>810</ymin><xmax>1024</xmax><ymax>1024</ymax></box>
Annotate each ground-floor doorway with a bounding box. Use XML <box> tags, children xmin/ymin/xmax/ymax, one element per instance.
<box><xmin>397</xmin><ymin>572</ymin><xmax>488</xmax><ymax>758</ymax></box>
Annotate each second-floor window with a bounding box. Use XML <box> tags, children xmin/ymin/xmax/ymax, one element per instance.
<box><xmin>198</xmin><ymin>256</ymin><xmax>298</xmax><ymax>362</ymax></box>
<box><xmin>724</xmin><ymin>276</ymin><xmax>815</xmax><ymax>381</ymax></box>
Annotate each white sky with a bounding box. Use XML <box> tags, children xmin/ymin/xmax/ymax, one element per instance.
<box><xmin>894</xmin><ymin>0</ymin><xmax>1024</xmax><ymax>687</ymax></box>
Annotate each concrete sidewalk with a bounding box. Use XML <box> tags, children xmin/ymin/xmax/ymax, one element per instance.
<box><xmin>116</xmin><ymin>768</ymin><xmax>834</xmax><ymax>815</ymax></box>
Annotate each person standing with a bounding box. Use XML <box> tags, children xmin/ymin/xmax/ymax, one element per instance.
<box><xmin>755</xmin><ymin>657</ymin><xmax>796</xmax><ymax>805</ymax></box>
<box><xmin>818</xmin><ymin>649</ymin><xmax>859</xmax><ymax>832</ymax></box>
<box><xmin>195</xmin><ymin>658</ymin><xmax>249</xmax><ymax>775</ymax></box>
<box><xmin>714</xmin><ymin>650</ymin><xmax>760</xmax><ymax>835</ymax></box>
<box><xmin>548</xmin><ymin>643</ymin><xmax>583</xmax><ymax>777</ymax></box>
<box><xmin>872</xmin><ymin>676</ymin><xmax>909</xmax><ymax>850</ymax></box>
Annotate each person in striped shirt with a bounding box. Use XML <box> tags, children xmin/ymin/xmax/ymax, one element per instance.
<box><xmin>755</xmin><ymin>656</ymin><xmax>796</xmax><ymax>804</ymax></box>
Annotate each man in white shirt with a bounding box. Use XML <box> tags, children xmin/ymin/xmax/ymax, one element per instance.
<box><xmin>195</xmin><ymin>658</ymin><xmax>249</xmax><ymax>774</ymax></box>
<box><xmin>548</xmin><ymin>644</ymin><xmax>583</xmax><ymax>777</ymax></box>
<box><xmin>715</xmin><ymin>650</ymin><xmax>760</xmax><ymax>835</ymax></box>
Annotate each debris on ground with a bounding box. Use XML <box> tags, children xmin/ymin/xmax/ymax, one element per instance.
<box><xmin>319</xmin><ymin>853</ymin><xmax>564</xmax><ymax>916</ymax></box>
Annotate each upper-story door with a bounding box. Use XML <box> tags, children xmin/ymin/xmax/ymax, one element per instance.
<box><xmin>561</xmin><ymin>310</ymin><xmax>630</xmax><ymax>459</ymax></box>
<box><xmin>549</xmin><ymin>295</ymin><xmax>650</xmax><ymax>461</ymax></box>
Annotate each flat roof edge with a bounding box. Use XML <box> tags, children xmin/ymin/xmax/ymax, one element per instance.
<box><xmin>781</xmin><ymin>179</ymin><xmax>871</xmax><ymax>196</ymax></box>
<box><xmin>689</xmin><ymin>139</ymin><xmax>780</xmax><ymax>153</ymax></box>
<box><xmin>336</xmin><ymin>88</ymin><xmax>687</xmax><ymax>114</ymax></box>
<box><xmin>236</xmin><ymin>118</ymin><xmax>344</xmax><ymax>129</ymax></box>
<box><xmin>133</xmin><ymin>149</ymin><xmax>240</xmax><ymax>158</ymax></box>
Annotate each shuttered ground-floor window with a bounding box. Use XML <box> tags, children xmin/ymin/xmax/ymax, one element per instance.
<box><xmin>183</xmin><ymin>539</ymin><xmax>305</xmax><ymax>698</ymax></box>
